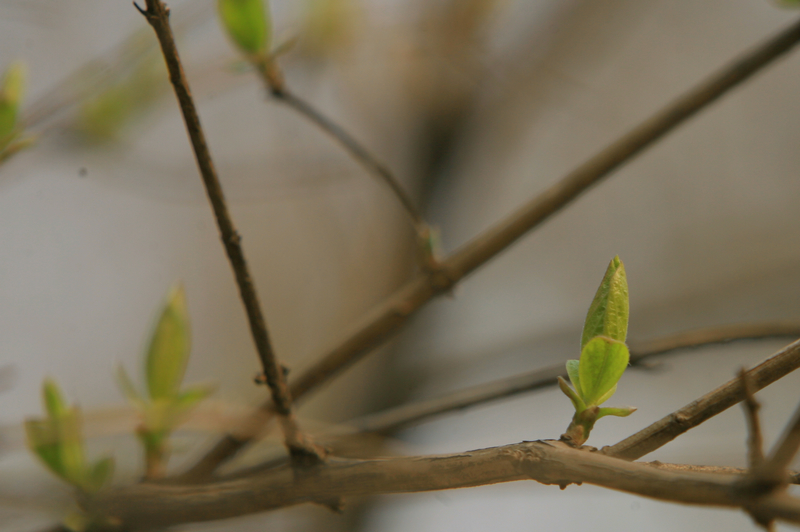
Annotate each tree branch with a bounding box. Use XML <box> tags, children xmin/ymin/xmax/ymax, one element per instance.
<box><xmin>347</xmin><ymin>321</ymin><xmax>800</xmax><ymax>434</ymax></box>
<box><xmin>269</xmin><ymin>84</ymin><xmax>427</xmax><ymax>235</ymax></box>
<box><xmin>136</xmin><ymin>0</ymin><xmax>321</xmax><ymax>464</ymax></box>
<box><xmin>603</xmin><ymin>338</ymin><xmax>800</xmax><ymax>461</ymax></box>
<box><xmin>185</xmin><ymin>17</ymin><xmax>800</xmax><ymax>476</ymax></box>
<box><xmin>755</xmin><ymin>395</ymin><xmax>800</xmax><ymax>484</ymax></box>
<box><xmin>86</xmin><ymin>439</ymin><xmax>800</xmax><ymax>530</ymax></box>
<box><xmin>740</xmin><ymin>367</ymin><xmax>766</xmax><ymax>469</ymax></box>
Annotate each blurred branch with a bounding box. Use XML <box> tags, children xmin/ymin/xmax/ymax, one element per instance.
<box><xmin>603</xmin><ymin>338</ymin><xmax>800</xmax><ymax>461</ymax></box>
<box><xmin>347</xmin><ymin>321</ymin><xmax>800</xmax><ymax>434</ymax></box>
<box><xmin>136</xmin><ymin>0</ymin><xmax>322</xmax><ymax>465</ymax></box>
<box><xmin>755</xmin><ymin>395</ymin><xmax>800</xmax><ymax>485</ymax></box>
<box><xmin>269</xmin><ymin>83</ymin><xmax>428</xmax><ymax>235</ymax></box>
<box><xmin>740</xmin><ymin>367</ymin><xmax>766</xmax><ymax>469</ymax></box>
<box><xmin>87</xmin><ymin>439</ymin><xmax>800</xmax><ymax>530</ymax></box>
<box><xmin>185</xmin><ymin>17</ymin><xmax>800</xmax><ymax>477</ymax></box>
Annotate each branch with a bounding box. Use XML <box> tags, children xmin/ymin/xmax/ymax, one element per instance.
<box><xmin>86</xmin><ymin>440</ymin><xmax>800</xmax><ymax>530</ymax></box>
<box><xmin>603</xmin><ymin>338</ymin><xmax>800</xmax><ymax>461</ymax></box>
<box><xmin>183</xmin><ymin>17</ymin><xmax>800</xmax><ymax>476</ymax></box>
<box><xmin>755</xmin><ymin>395</ymin><xmax>800</xmax><ymax>484</ymax></box>
<box><xmin>347</xmin><ymin>321</ymin><xmax>800</xmax><ymax>434</ymax></box>
<box><xmin>740</xmin><ymin>368</ymin><xmax>766</xmax><ymax>469</ymax></box>
<box><xmin>136</xmin><ymin>0</ymin><xmax>321</xmax><ymax>464</ymax></box>
<box><xmin>269</xmin><ymin>85</ymin><xmax>427</xmax><ymax>235</ymax></box>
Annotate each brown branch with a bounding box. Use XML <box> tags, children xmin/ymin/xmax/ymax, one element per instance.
<box><xmin>347</xmin><ymin>321</ymin><xmax>800</xmax><ymax>434</ymax></box>
<box><xmin>755</xmin><ymin>396</ymin><xmax>800</xmax><ymax>485</ymax></box>
<box><xmin>269</xmin><ymin>84</ymin><xmax>427</xmax><ymax>234</ymax></box>
<box><xmin>183</xmin><ymin>18</ymin><xmax>800</xmax><ymax>477</ymax></box>
<box><xmin>86</xmin><ymin>439</ymin><xmax>800</xmax><ymax>530</ymax></box>
<box><xmin>740</xmin><ymin>368</ymin><xmax>766</xmax><ymax>469</ymax></box>
<box><xmin>603</xmin><ymin>338</ymin><xmax>800</xmax><ymax>461</ymax></box>
<box><xmin>135</xmin><ymin>0</ymin><xmax>321</xmax><ymax>464</ymax></box>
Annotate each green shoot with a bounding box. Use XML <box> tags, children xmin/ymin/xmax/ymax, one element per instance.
<box><xmin>559</xmin><ymin>256</ymin><xmax>636</xmax><ymax>446</ymax></box>
<box><xmin>118</xmin><ymin>285</ymin><xmax>215</xmax><ymax>478</ymax></box>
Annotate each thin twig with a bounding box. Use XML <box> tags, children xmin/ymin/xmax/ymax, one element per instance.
<box><xmin>755</xmin><ymin>395</ymin><xmax>800</xmax><ymax>485</ymax></box>
<box><xmin>184</xmin><ymin>17</ymin><xmax>800</xmax><ymax>477</ymax></box>
<box><xmin>602</xmin><ymin>338</ymin><xmax>800</xmax><ymax>461</ymax></box>
<box><xmin>347</xmin><ymin>321</ymin><xmax>800</xmax><ymax>434</ymax></box>
<box><xmin>740</xmin><ymin>367</ymin><xmax>766</xmax><ymax>469</ymax></box>
<box><xmin>136</xmin><ymin>0</ymin><xmax>321</xmax><ymax>464</ymax></box>
<box><xmin>270</xmin><ymin>84</ymin><xmax>427</xmax><ymax>234</ymax></box>
<box><xmin>86</xmin><ymin>439</ymin><xmax>800</xmax><ymax>530</ymax></box>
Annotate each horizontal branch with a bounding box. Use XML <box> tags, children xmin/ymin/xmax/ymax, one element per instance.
<box><xmin>348</xmin><ymin>321</ymin><xmax>800</xmax><ymax>434</ymax></box>
<box><xmin>87</xmin><ymin>440</ymin><xmax>800</xmax><ymax>530</ymax></box>
<box><xmin>185</xmin><ymin>17</ymin><xmax>800</xmax><ymax>477</ymax></box>
<box><xmin>603</xmin><ymin>338</ymin><xmax>800</xmax><ymax>461</ymax></box>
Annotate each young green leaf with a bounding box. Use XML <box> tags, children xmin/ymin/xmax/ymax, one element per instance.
<box><xmin>596</xmin><ymin>405</ymin><xmax>637</xmax><ymax>420</ymax></box>
<box><xmin>577</xmin><ymin>336</ymin><xmax>629</xmax><ymax>406</ymax></box>
<box><xmin>43</xmin><ymin>378</ymin><xmax>68</xmax><ymax>418</ymax></box>
<box><xmin>218</xmin><ymin>0</ymin><xmax>271</xmax><ymax>58</ymax></box>
<box><xmin>581</xmin><ymin>256</ymin><xmax>629</xmax><ymax>349</ymax></box>
<box><xmin>0</xmin><ymin>61</ymin><xmax>26</xmax><ymax>148</ymax></box>
<box><xmin>558</xmin><ymin>376</ymin><xmax>585</xmax><ymax>412</ymax></box>
<box><xmin>566</xmin><ymin>359</ymin><xmax>581</xmax><ymax>392</ymax></box>
<box><xmin>146</xmin><ymin>284</ymin><xmax>191</xmax><ymax>400</ymax></box>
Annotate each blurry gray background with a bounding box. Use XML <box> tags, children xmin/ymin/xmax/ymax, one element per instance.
<box><xmin>1</xmin><ymin>0</ymin><xmax>800</xmax><ymax>530</ymax></box>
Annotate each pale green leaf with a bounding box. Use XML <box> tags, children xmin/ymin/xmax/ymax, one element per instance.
<box><xmin>146</xmin><ymin>285</ymin><xmax>191</xmax><ymax>400</ymax></box>
<box><xmin>558</xmin><ymin>376</ymin><xmax>585</xmax><ymax>413</ymax></box>
<box><xmin>218</xmin><ymin>0</ymin><xmax>271</xmax><ymax>58</ymax></box>
<box><xmin>174</xmin><ymin>383</ymin><xmax>215</xmax><ymax>416</ymax></box>
<box><xmin>578</xmin><ymin>336</ymin><xmax>629</xmax><ymax>406</ymax></box>
<box><xmin>566</xmin><ymin>359</ymin><xmax>581</xmax><ymax>392</ymax></box>
<box><xmin>581</xmin><ymin>256</ymin><xmax>629</xmax><ymax>349</ymax></box>
<box><xmin>594</xmin><ymin>383</ymin><xmax>617</xmax><ymax>406</ymax></box>
<box><xmin>596</xmin><ymin>406</ymin><xmax>637</xmax><ymax>419</ymax></box>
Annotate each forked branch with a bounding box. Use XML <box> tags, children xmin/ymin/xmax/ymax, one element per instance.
<box><xmin>135</xmin><ymin>0</ymin><xmax>321</xmax><ymax>464</ymax></box>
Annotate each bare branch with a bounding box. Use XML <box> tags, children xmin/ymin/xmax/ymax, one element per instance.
<box><xmin>348</xmin><ymin>321</ymin><xmax>800</xmax><ymax>434</ymax></box>
<box><xmin>755</xmin><ymin>396</ymin><xmax>800</xmax><ymax>485</ymax></box>
<box><xmin>136</xmin><ymin>0</ymin><xmax>321</xmax><ymax>464</ymax></box>
<box><xmin>86</xmin><ymin>440</ymin><xmax>800</xmax><ymax>530</ymax></box>
<box><xmin>270</xmin><ymin>85</ymin><xmax>427</xmax><ymax>234</ymax></box>
<box><xmin>603</xmin><ymin>339</ymin><xmax>800</xmax><ymax>461</ymax></box>
<box><xmin>184</xmin><ymin>17</ymin><xmax>800</xmax><ymax>476</ymax></box>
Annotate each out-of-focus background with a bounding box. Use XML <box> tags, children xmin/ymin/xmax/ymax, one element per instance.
<box><xmin>1</xmin><ymin>0</ymin><xmax>800</xmax><ymax>530</ymax></box>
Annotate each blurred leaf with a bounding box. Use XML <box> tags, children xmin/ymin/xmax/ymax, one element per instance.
<box><xmin>174</xmin><ymin>383</ymin><xmax>216</xmax><ymax>416</ymax></box>
<box><xmin>581</xmin><ymin>256</ymin><xmax>629</xmax><ymax>349</ymax></box>
<box><xmin>117</xmin><ymin>365</ymin><xmax>144</xmax><ymax>407</ymax></box>
<box><xmin>0</xmin><ymin>61</ymin><xmax>26</xmax><ymax>149</ymax></box>
<box><xmin>578</xmin><ymin>336</ymin><xmax>629</xmax><ymax>406</ymax></box>
<box><xmin>146</xmin><ymin>285</ymin><xmax>191</xmax><ymax>400</ymax></box>
<box><xmin>43</xmin><ymin>378</ymin><xmax>68</xmax><ymax>418</ymax></box>
<box><xmin>86</xmin><ymin>457</ymin><xmax>115</xmax><ymax>492</ymax></box>
<box><xmin>218</xmin><ymin>0</ymin><xmax>271</xmax><ymax>58</ymax></box>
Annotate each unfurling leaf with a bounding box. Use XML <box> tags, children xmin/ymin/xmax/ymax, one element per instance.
<box><xmin>146</xmin><ymin>284</ymin><xmax>190</xmax><ymax>400</ymax></box>
<box><xmin>578</xmin><ymin>336</ymin><xmax>629</xmax><ymax>406</ymax></box>
<box><xmin>581</xmin><ymin>256</ymin><xmax>629</xmax><ymax>349</ymax></box>
<box><xmin>558</xmin><ymin>376</ymin><xmax>585</xmax><ymax>412</ymax></box>
<box><xmin>218</xmin><ymin>0</ymin><xmax>271</xmax><ymax>58</ymax></box>
<box><xmin>596</xmin><ymin>406</ymin><xmax>637</xmax><ymax>420</ymax></box>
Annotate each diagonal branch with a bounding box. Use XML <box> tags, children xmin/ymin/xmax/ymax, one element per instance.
<box><xmin>602</xmin><ymin>338</ymin><xmax>800</xmax><ymax>461</ymax></box>
<box><xmin>135</xmin><ymin>0</ymin><xmax>321</xmax><ymax>464</ymax></box>
<box><xmin>87</xmin><ymin>439</ymin><xmax>800</xmax><ymax>530</ymax></box>
<box><xmin>185</xmin><ymin>17</ymin><xmax>800</xmax><ymax>477</ymax></box>
<box><xmin>348</xmin><ymin>321</ymin><xmax>800</xmax><ymax>434</ymax></box>
<box><xmin>755</xmin><ymin>396</ymin><xmax>800</xmax><ymax>484</ymax></box>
